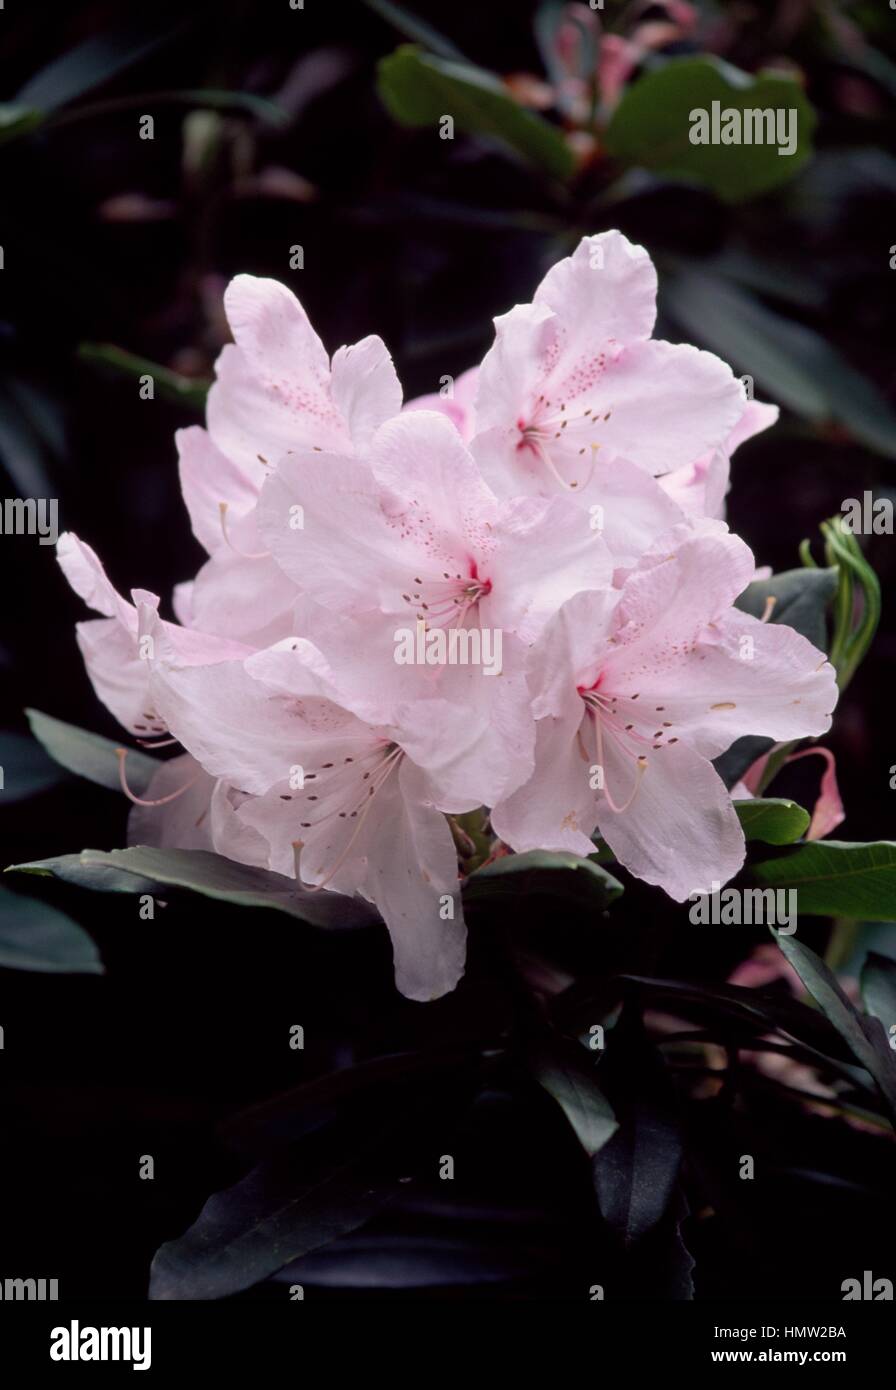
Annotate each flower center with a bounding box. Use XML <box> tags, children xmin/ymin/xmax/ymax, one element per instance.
<box><xmin>516</xmin><ymin>394</ymin><xmax>608</xmax><ymax>491</ymax></box>
<box><xmin>291</xmin><ymin>740</ymin><xmax>405</xmax><ymax>890</ymax></box>
<box><xmin>401</xmin><ymin>568</ymin><xmax>492</xmax><ymax>630</ymax></box>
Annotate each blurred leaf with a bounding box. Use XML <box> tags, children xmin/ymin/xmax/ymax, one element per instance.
<box><xmin>8</xmin><ymin>846</ymin><xmax>377</xmax><ymax>929</ymax></box>
<box><xmin>662</xmin><ymin>269</ymin><xmax>896</xmax><ymax>458</ymax></box>
<box><xmin>26</xmin><ymin>708</ymin><xmax>158</xmax><ymax>796</ymax></box>
<box><xmin>0</xmin><ymin>731</ymin><xmax>65</xmax><ymax>802</ymax></box>
<box><xmin>774</xmin><ymin>930</ymin><xmax>896</xmax><ymax>1117</ymax></box>
<box><xmin>860</xmin><ymin>951</ymin><xmax>896</xmax><ymax>1036</ymax></box>
<box><xmin>0</xmin><ymin>104</ymin><xmax>44</xmax><ymax>145</ymax></box>
<box><xmin>530</xmin><ymin>1040</ymin><xmax>618</xmax><ymax>1158</ymax></box>
<box><xmin>535</xmin><ymin>0</ymin><xmax>598</xmax><ymax>117</ymax></box>
<box><xmin>149</xmin><ymin>1147</ymin><xmax>401</xmax><ymax>1299</ymax></box>
<box><xmin>377</xmin><ymin>45</ymin><xmax>576</xmax><ymax>180</ymax></box>
<box><xmin>77</xmin><ymin>344</ymin><xmax>210</xmax><ymax>409</ymax></box>
<box><xmin>15</xmin><ymin>16</ymin><xmax>185</xmax><ymax>112</ymax></box>
<box><xmin>362</xmin><ymin>0</ymin><xmax>465</xmax><ymax>60</ymax></box>
<box><xmin>753</xmin><ymin>842</ymin><xmax>896</xmax><ymax>920</ymax></box>
<box><xmin>0</xmin><ymin>885</ymin><xmax>103</xmax><ymax>974</ymax></box>
<box><xmin>0</xmin><ymin>382</ymin><xmax>56</xmax><ymax>495</ymax></box>
<box><xmin>465</xmin><ymin>849</ymin><xmax>623</xmax><ymax>911</ymax></box>
<box><xmin>735</xmin><ymin>567</ymin><xmax>837</xmax><ymax>652</ymax></box>
<box><xmin>735</xmin><ymin>798</ymin><xmax>810</xmax><ymax>844</ymax></box>
<box><xmin>48</xmin><ymin>88</ymin><xmax>288</xmax><ymax>133</ymax></box>
<box><xmin>604</xmin><ymin>58</ymin><xmax>815</xmax><ymax>202</ymax></box>
<box><xmin>607</xmin><ymin>975</ymin><xmax>862</xmax><ymax>1068</ymax></box>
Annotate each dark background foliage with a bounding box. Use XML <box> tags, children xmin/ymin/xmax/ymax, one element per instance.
<box><xmin>0</xmin><ymin>0</ymin><xmax>894</xmax><ymax>1301</ymax></box>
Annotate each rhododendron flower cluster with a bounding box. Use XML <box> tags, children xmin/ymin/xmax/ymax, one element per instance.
<box><xmin>57</xmin><ymin>232</ymin><xmax>837</xmax><ymax>1001</ymax></box>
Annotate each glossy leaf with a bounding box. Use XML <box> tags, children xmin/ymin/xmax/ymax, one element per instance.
<box><xmin>26</xmin><ymin>708</ymin><xmax>158</xmax><ymax>796</ymax></box>
<box><xmin>753</xmin><ymin>841</ymin><xmax>896</xmax><ymax>920</ymax></box>
<box><xmin>605</xmin><ymin>58</ymin><xmax>815</xmax><ymax>201</ymax></box>
<box><xmin>0</xmin><ymin>885</ymin><xmax>103</xmax><ymax>974</ymax></box>
<box><xmin>0</xmin><ymin>731</ymin><xmax>65</xmax><ymax>802</ymax></box>
<box><xmin>378</xmin><ymin>45</ymin><xmax>576</xmax><ymax>180</ymax></box>
<box><xmin>774</xmin><ymin>930</ymin><xmax>896</xmax><ymax>1116</ymax></box>
<box><xmin>8</xmin><ymin>846</ymin><xmax>377</xmax><ymax>929</ymax></box>
<box><xmin>735</xmin><ymin>798</ymin><xmax>810</xmax><ymax>845</ymax></box>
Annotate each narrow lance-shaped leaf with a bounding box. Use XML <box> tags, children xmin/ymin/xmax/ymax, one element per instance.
<box><xmin>26</xmin><ymin>708</ymin><xmax>158</xmax><ymax>796</ymax></box>
<box><xmin>773</xmin><ymin>929</ymin><xmax>896</xmax><ymax>1118</ymax></box>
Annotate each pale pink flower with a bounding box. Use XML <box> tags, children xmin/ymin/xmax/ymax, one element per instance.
<box><xmin>403</xmin><ymin>365</ymin><xmax>479</xmax><ymax>442</ymax></box>
<box><xmin>492</xmin><ymin>525</ymin><xmax>838</xmax><ymax>900</ymax></box>
<box><xmin>256</xmin><ymin>410</ymin><xmax>616</xmax><ymax>801</ymax></box>
<box><xmin>659</xmin><ymin>399</ymin><xmax>780</xmax><ymax>519</ymax></box>
<box><xmin>177</xmin><ymin>274</ymin><xmax>402</xmax><ymax>644</ymax></box>
<box><xmin>138</xmin><ymin>604</ymin><xmax>470</xmax><ymax>1001</ymax></box>
<box><xmin>470</xmin><ymin>232</ymin><xmax>746</xmax><ymax>498</ymax></box>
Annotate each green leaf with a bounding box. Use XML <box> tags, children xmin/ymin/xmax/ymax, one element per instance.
<box><xmin>860</xmin><ymin>951</ymin><xmax>896</xmax><ymax>1038</ymax></box>
<box><xmin>592</xmin><ymin>1021</ymin><xmax>683</xmax><ymax>1247</ymax></box>
<box><xmin>464</xmin><ymin>849</ymin><xmax>623</xmax><ymax>911</ymax></box>
<box><xmin>377</xmin><ymin>45</ymin><xmax>575</xmax><ymax>180</ymax></box>
<box><xmin>753</xmin><ymin>842</ymin><xmax>896</xmax><ymax>921</ymax></box>
<box><xmin>8</xmin><ymin>847</ymin><xmax>376</xmax><ymax>930</ymax></box>
<box><xmin>77</xmin><ymin>344</ymin><xmax>210</xmax><ymax>409</ymax></box>
<box><xmin>0</xmin><ymin>731</ymin><xmax>65</xmax><ymax>802</ymax></box>
<box><xmin>735</xmin><ymin>798</ymin><xmax>810</xmax><ymax>845</ymax></box>
<box><xmin>735</xmin><ymin>567</ymin><xmax>837</xmax><ymax>652</ymax></box>
<box><xmin>604</xmin><ymin>57</ymin><xmax>815</xmax><ymax>202</ymax></box>
<box><xmin>662</xmin><ymin>269</ymin><xmax>896</xmax><ymax>459</ymax></box>
<box><xmin>530</xmin><ymin>1041</ymin><xmax>618</xmax><ymax>1158</ymax></box>
<box><xmin>26</xmin><ymin>708</ymin><xmax>158</xmax><ymax>796</ymax></box>
<box><xmin>0</xmin><ymin>104</ymin><xmax>44</xmax><ymax>145</ymax></box>
<box><xmin>362</xmin><ymin>0</ymin><xmax>465</xmax><ymax>60</ymax></box>
<box><xmin>149</xmin><ymin>1147</ymin><xmax>401</xmax><ymax>1299</ymax></box>
<box><xmin>774</xmin><ymin>930</ymin><xmax>896</xmax><ymax>1117</ymax></box>
<box><xmin>15</xmin><ymin>16</ymin><xmax>184</xmax><ymax>112</ymax></box>
<box><xmin>0</xmin><ymin>886</ymin><xmax>103</xmax><ymax>974</ymax></box>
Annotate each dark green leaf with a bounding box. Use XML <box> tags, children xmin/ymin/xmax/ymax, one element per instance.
<box><xmin>0</xmin><ymin>104</ymin><xmax>44</xmax><ymax>144</ymax></box>
<box><xmin>16</xmin><ymin>17</ymin><xmax>184</xmax><ymax>112</ymax></box>
<box><xmin>735</xmin><ymin>798</ymin><xmax>810</xmax><ymax>845</ymax></box>
<box><xmin>149</xmin><ymin>1148</ymin><xmax>400</xmax><ymax>1299</ymax></box>
<box><xmin>713</xmin><ymin>734</ymin><xmax>774</xmax><ymax>790</ymax></box>
<box><xmin>0</xmin><ymin>731</ymin><xmax>65</xmax><ymax>802</ymax></box>
<box><xmin>8</xmin><ymin>846</ymin><xmax>377</xmax><ymax>929</ymax></box>
<box><xmin>377</xmin><ymin>45</ymin><xmax>575</xmax><ymax>180</ymax></box>
<box><xmin>604</xmin><ymin>57</ymin><xmax>815</xmax><ymax>201</ymax></box>
<box><xmin>773</xmin><ymin>930</ymin><xmax>896</xmax><ymax>1116</ymax></box>
<box><xmin>464</xmin><ymin>849</ymin><xmax>623</xmax><ymax>911</ymax></box>
<box><xmin>26</xmin><ymin>708</ymin><xmax>158</xmax><ymax>796</ymax></box>
<box><xmin>362</xmin><ymin>0</ymin><xmax>465</xmax><ymax>60</ymax></box>
<box><xmin>77</xmin><ymin>344</ymin><xmax>210</xmax><ymax>409</ymax></box>
<box><xmin>735</xmin><ymin>567</ymin><xmax>837</xmax><ymax>652</ymax></box>
<box><xmin>530</xmin><ymin>1041</ymin><xmax>618</xmax><ymax>1158</ymax></box>
<box><xmin>753</xmin><ymin>841</ymin><xmax>896</xmax><ymax>920</ymax></box>
<box><xmin>593</xmin><ymin>1022</ymin><xmax>682</xmax><ymax>1245</ymax></box>
<box><xmin>860</xmin><ymin>951</ymin><xmax>896</xmax><ymax>1038</ymax></box>
<box><xmin>0</xmin><ymin>886</ymin><xmax>103</xmax><ymax>974</ymax></box>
